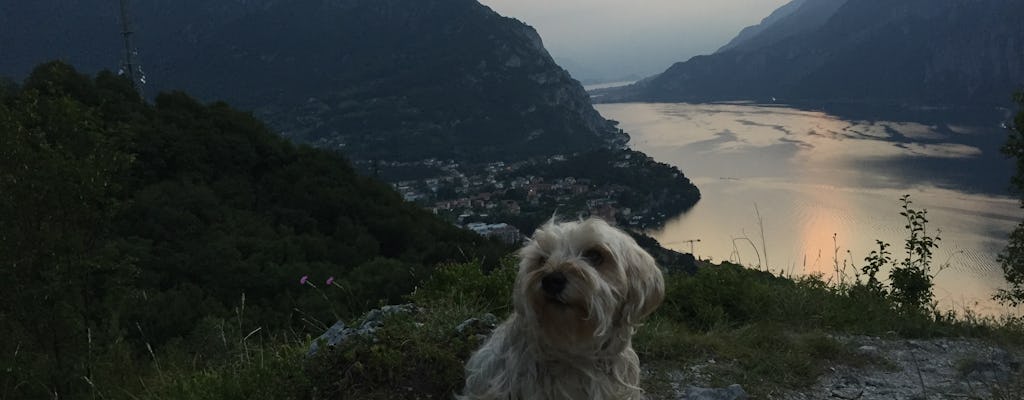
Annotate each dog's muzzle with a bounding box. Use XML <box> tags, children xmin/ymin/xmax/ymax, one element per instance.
<box><xmin>541</xmin><ymin>271</ymin><xmax>568</xmax><ymax>295</ymax></box>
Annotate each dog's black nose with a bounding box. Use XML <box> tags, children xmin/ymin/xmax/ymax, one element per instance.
<box><xmin>541</xmin><ymin>271</ymin><xmax>567</xmax><ymax>295</ymax></box>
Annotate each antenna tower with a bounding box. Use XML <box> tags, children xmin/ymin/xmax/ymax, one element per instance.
<box><xmin>118</xmin><ymin>0</ymin><xmax>145</xmax><ymax>95</ymax></box>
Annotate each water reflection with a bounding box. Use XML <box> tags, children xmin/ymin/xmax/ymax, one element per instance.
<box><xmin>596</xmin><ymin>102</ymin><xmax>1022</xmax><ymax>315</ymax></box>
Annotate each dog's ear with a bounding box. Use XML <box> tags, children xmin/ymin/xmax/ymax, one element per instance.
<box><xmin>620</xmin><ymin>241</ymin><xmax>665</xmax><ymax>325</ymax></box>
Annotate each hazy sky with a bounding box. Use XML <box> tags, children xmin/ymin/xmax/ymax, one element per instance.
<box><xmin>478</xmin><ymin>0</ymin><xmax>790</xmax><ymax>83</ymax></box>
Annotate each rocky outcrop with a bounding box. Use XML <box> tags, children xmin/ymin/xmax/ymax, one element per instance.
<box><xmin>599</xmin><ymin>0</ymin><xmax>1024</xmax><ymax>108</ymax></box>
<box><xmin>308</xmin><ymin>306</ymin><xmax>498</xmax><ymax>357</ymax></box>
<box><xmin>307</xmin><ymin>304</ymin><xmax>419</xmax><ymax>356</ymax></box>
<box><xmin>1</xmin><ymin>0</ymin><xmax>626</xmax><ymax>161</ymax></box>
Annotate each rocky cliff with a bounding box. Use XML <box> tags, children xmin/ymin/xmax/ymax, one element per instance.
<box><xmin>1</xmin><ymin>0</ymin><xmax>625</xmax><ymax>161</ymax></box>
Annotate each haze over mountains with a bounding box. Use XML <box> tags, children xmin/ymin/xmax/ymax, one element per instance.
<box><xmin>0</xmin><ymin>0</ymin><xmax>624</xmax><ymax>161</ymax></box>
<box><xmin>600</xmin><ymin>0</ymin><xmax>1024</xmax><ymax>108</ymax></box>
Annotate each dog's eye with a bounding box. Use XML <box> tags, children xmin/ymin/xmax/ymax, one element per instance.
<box><xmin>582</xmin><ymin>249</ymin><xmax>604</xmax><ymax>266</ymax></box>
<box><xmin>537</xmin><ymin>256</ymin><xmax>548</xmax><ymax>266</ymax></box>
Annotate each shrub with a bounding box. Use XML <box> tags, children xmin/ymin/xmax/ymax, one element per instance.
<box><xmin>887</xmin><ymin>195</ymin><xmax>940</xmax><ymax>309</ymax></box>
<box><xmin>410</xmin><ymin>258</ymin><xmax>517</xmax><ymax>314</ymax></box>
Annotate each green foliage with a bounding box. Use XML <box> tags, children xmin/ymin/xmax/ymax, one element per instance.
<box><xmin>887</xmin><ymin>195</ymin><xmax>940</xmax><ymax>309</ymax></box>
<box><xmin>657</xmin><ymin>263</ymin><xmax>939</xmax><ymax>336</ymax></box>
<box><xmin>305</xmin><ymin>260</ymin><xmax>517</xmax><ymax>400</ymax></box>
<box><xmin>275</xmin><ymin>260</ymin><xmax>513</xmax><ymax>400</ymax></box>
<box><xmin>107</xmin><ymin>314</ymin><xmax>314</xmax><ymax>400</ymax></box>
<box><xmin>0</xmin><ymin>61</ymin><xmax>138</xmax><ymax>397</ymax></box>
<box><xmin>410</xmin><ymin>258</ymin><xmax>518</xmax><ymax>314</ymax></box>
<box><xmin>997</xmin><ymin>227</ymin><xmax>1024</xmax><ymax>306</ymax></box>
<box><xmin>846</xmin><ymin>195</ymin><xmax>942</xmax><ymax>310</ymax></box>
<box><xmin>139</xmin><ymin>338</ymin><xmax>311</xmax><ymax>400</ymax></box>
<box><xmin>861</xmin><ymin>240</ymin><xmax>892</xmax><ymax>296</ymax></box>
<box><xmin>340</xmin><ymin>258</ymin><xmax>420</xmax><ymax>311</ymax></box>
<box><xmin>0</xmin><ymin>77</ymin><xmax>16</xmax><ymax>98</ymax></box>
<box><xmin>305</xmin><ymin>313</ymin><xmax>474</xmax><ymax>399</ymax></box>
<box><xmin>637</xmin><ymin>261</ymin><xmax>1023</xmax><ymax>396</ymax></box>
<box><xmin>637</xmin><ymin>319</ymin><xmax>878</xmax><ymax>394</ymax></box>
<box><xmin>2</xmin><ymin>61</ymin><xmax>1020</xmax><ymax>400</ymax></box>
<box><xmin>301</xmin><ymin>257</ymin><xmax>1022</xmax><ymax>399</ymax></box>
<box><xmin>59</xmin><ymin>257</ymin><xmax>1010</xmax><ymax>400</ymax></box>
<box><xmin>0</xmin><ymin>62</ymin><xmax>509</xmax><ymax>399</ymax></box>
<box><xmin>997</xmin><ymin>91</ymin><xmax>1024</xmax><ymax>306</ymax></box>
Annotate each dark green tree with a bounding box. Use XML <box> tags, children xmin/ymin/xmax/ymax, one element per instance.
<box><xmin>0</xmin><ymin>62</ymin><xmax>137</xmax><ymax>397</ymax></box>
<box><xmin>0</xmin><ymin>61</ymin><xmax>512</xmax><ymax>399</ymax></box>
<box><xmin>996</xmin><ymin>92</ymin><xmax>1024</xmax><ymax>306</ymax></box>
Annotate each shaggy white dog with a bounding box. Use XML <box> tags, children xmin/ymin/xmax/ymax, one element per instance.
<box><xmin>460</xmin><ymin>218</ymin><xmax>665</xmax><ymax>400</ymax></box>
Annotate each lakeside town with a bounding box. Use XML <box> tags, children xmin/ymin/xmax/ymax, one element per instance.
<box><xmin>355</xmin><ymin>149</ymin><xmax>701</xmax><ymax>244</ymax></box>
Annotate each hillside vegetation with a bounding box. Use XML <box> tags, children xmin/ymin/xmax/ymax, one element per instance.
<box><xmin>1</xmin><ymin>64</ymin><xmax>1022</xmax><ymax>400</ymax></box>
<box><xmin>0</xmin><ymin>63</ymin><xmax>508</xmax><ymax>399</ymax></box>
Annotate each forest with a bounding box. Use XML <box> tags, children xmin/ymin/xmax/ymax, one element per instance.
<box><xmin>0</xmin><ymin>62</ymin><xmax>509</xmax><ymax>398</ymax></box>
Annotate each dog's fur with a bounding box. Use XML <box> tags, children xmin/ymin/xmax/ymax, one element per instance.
<box><xmin>460</xmin><ymin>218</ymin><xmax>665</xmax><ymax>400</ymax></box>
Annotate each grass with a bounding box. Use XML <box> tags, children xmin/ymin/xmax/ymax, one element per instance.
<box><xmin>299</xmin><ymin>260</ymin><xmax>516</xmax><ymax>399</ymax></box>
<box><xmin>288</xmin><ymin>260</ymin><xmax>1022</xmax><ymax>399</ymax></box>
<box><xmin>140</xmin><ymin>339</ymin><xmax>310</xmax><ymax>400</ymax></box>
<box><xmin>636</xmin><ymin>318</ymin><xmax>884</xmax><ymax>395</ymax></box>
<box><xmin>6</xmin><ymin>258</ymin><xmax>1020</xmax><ymax>400</ymax></box>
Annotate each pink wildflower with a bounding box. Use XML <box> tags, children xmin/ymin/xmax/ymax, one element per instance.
<box><xmin>326</xmin><ymin>276</ymin><xmax>335</xmax><ymax>286</ymax></box>
<box><xmin>299</xmin><ymin>275</ymin><xmax>309</xmax><ymax>285</ymax></box>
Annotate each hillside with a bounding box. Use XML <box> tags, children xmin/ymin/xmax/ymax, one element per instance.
<box><xmin>715</xmin><ymin>0</ymin><xmax>844</xmax><ymax>54</ymax></box>
<box><xmin>0</xmin><ymin>63</ymin><xmax>511</xmax><ymax>399</ymax></box>
<box><xmin>599</xmin><ymin>0</ymin><xmax>1024</xmax><ymax>108</ymax></box>
<box><xmin>0</xmin><ymin>0</ymin><xmax>625</xmax><ymax>161</ymax></box>
<box><xmin>2</xmin><ymin>62</ymin><xmax>1022</xmax><ymax>400</ymax></box>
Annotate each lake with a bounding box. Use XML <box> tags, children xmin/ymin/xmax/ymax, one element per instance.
<box><xmin>595</xmin><ymin>102</ymin><xmax>1023</xmax><ymax>316</ymax></box>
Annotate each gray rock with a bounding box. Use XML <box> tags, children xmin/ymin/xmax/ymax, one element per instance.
<box><xmin>856</xmin><ymin>345</ymin><xmax>879</xmax><ymax>356</ymax></box>
<box><xmin>307</xmin><ymin>303</ymin><xmax>418</xmax><ymax>356</ymax></box>
<box><xmin>357</xmin><ymin>304</ymin><xmax>418</xmax><ymax>336</ymax></box>
<box><xmin>307</xmin><ymin>320</ymin><xmax>349</xmax><ymax>356</ymax></box>
<box><xmin>680</xmin><ymin>384</ymin><xmax>748</xmax><ymax>400</ymax></box>
<box><xmin>455</xmin><ymin>313</ymin><xmax>498</xmax><ymax>336</ymax></box>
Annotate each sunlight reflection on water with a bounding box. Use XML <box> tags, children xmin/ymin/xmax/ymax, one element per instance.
<box><xmin>597</xmin><ymin>102</ymin><xmax>1023</xmax><ymax>316</ymax></box>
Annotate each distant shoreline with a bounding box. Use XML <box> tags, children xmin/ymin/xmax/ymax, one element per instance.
<box><xmin>583</xmin><ymin>80</ymin><xmax>635</xmax><ymax>91</ymax></box>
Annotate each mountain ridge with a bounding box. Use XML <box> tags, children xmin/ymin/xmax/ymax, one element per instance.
<box><xmin>716</xmin><ymin>0</ymin><xmax>846</xmax><ymax>54</ymax></box>
<box><xmin>598</xmin><ymin>0</ymin><xmax>1024</xmax><ymax>108</ymax></box>
<box><xmin>0</xmin><ymin>0</ymin><xmax>625</xmax><ymax>161</ymax></box>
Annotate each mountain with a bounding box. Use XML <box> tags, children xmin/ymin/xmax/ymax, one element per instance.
<box><xmin>716</xmin><ymin>0</ymin><xmax>845</xmax><ymax>54</ymax></box>
<box><xmin>599</xmin><ymin>0</ymin><xmax>1024</xmax><ymax>108</ymax></box>
<box><xmin>0</xmin><ymin>0</ymin><xmax>625</xmax><ymax>161</ymax></box>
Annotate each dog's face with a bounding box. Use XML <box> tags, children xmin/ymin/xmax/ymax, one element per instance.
<box><xmin>515</xmin><ymin>218</ymin><xmax>664</xmax><ymax>353</ymax></box>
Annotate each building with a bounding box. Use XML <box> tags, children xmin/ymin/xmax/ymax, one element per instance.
<box><xmin>465</xmin><ymin>222</ymin><xmax>522</xmax><ymax>244</ymax></box>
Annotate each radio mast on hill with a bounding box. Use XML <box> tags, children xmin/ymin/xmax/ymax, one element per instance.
<box><xmin>118</xmin><ymin>0</ymin><xmax>145</xmax><ymax>95</ymax></box>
